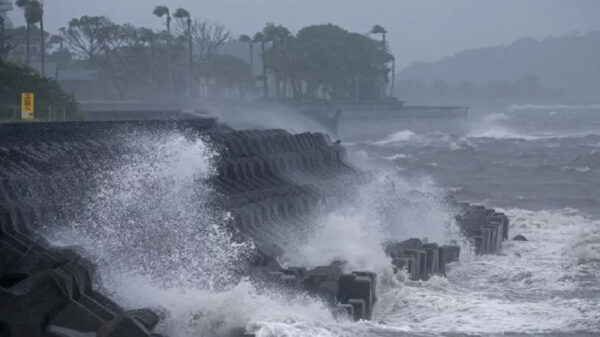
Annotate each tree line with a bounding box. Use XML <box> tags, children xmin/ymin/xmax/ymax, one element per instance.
<box><xmin>1</xmin><ymin>3</ymin><xmax>394</xmax><ymax>101</ymax></box>
<box><xmin>0</xmin><ymin>58</ymin><xmax>78</xmax><ymax>121</ymax></box>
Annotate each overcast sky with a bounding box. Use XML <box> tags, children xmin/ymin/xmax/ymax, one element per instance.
<box><xmin>7</xmin><ymin>0</ymin><xmax>600</xmax><ymax>68</ymax></box>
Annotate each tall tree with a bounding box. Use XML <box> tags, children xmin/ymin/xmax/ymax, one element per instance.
<box><xmin>239</xmin><ymin>34</ymin><xmax>255</xmax><ymax>96</ymax></box>
<box><xmin>0</xmin><ymin>16</ymin><xmax>13</xmax><ymax>58</ymax></box>
<box><xmin>59</xmin><ymin>16</ymin><xmax>115</xmax><ymax>61</ymax></box>
<box><xmin>197</xmin><ymin>54</ymin><xmax>251</xmax><ymax>98</ymax></box>
<box><xmin>99</xmin><ymin>24</ymin><xmax>158</xmax><ymax>100</ymax></box>
<box><xmin>47</xmin><ymin>35</ymin><xmax>71</xmax><ymax>68</ymax></box>
<box><xmin>15</xmin><ymin>0</ymin><xmax>42</xmax><ymax>67</ymax></box>
<box><xmin>153</xmin><ymin>5</ymin><xmax>173</xmax><ymax>88</ymax></box>
<box><xmin>286</xmin><ymin>24</ymin><xmax>392</xmax><ymax>100</ymax></box>
<box><xmin>370</xmin><ymin>25</ymin><xmax>387</xmax><ymax>50</ymax></box>
<box><xmin>188</xmin><ymin>19</ymin><xmax>229</xmax><ymax>60</ymax></box>
<box><xmin>253</xmin><ymin>32</ymin><xmax>268</xmax><ymax>98</ymax></box>
<box><xmin>370</xmin><ymin>24</ymin><xmax>388</xmax><ymax>98</ymax></box>
<box><xmin>173</xmin><ymin>8</ymin><xmax>192</xmax><ymax>94</ymax></box>
<box><xmin>39</xmin><ymin>0</ymin><xmax>45</xmax><ymax>76</ymax></box>
<box><xmin>390</xmin><ymin>55</ymin><xmax>396</xmax><ymax>97</ymax></box>
<box><xmin>262</xmin><ymin>23</ymin><xmax>292</xmax><ymax>99</ymax></box>
<box><xmin>239</xmin><ymin>34</ymin><xmax>253</xmax><ymax>72</ymax></box>
<box><xmin>14</xmin><ymin>0</ymin><xmax>30</xmax><ymax>65</ymax></box>
<box><xmin>174</xmin><ymin>18</ymin><xmax>229</xmax><ymax>96</ymax></box>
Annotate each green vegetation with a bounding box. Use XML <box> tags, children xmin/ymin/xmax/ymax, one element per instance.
<box><xmin>0</xmin><ymin>17</ymin><xmax>13</xmax><ymax>57</ymax></box>
<box><xmin>15</xmin><ymin>0</ymin><xmax>44</xmax><ymax>68</ymax></box>
<box><xmin>258</xmin><ymin>23</ymin><xmax>393</xmax><ymax>100</ymax></box>
<box><xmin>2</xmin><ymin>4</ymin><xmax>394</xmax><ymax>102</ymax></box>
<box><xmin>0</xmin><ymin>58</ymin><xmax>78</xmax><ymax>121</ymax></box>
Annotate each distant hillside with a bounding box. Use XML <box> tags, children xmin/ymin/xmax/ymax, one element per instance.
<box><xmin>398</xmin><ymin>31</ymin><xmax>600</xmax><ymax>101</ymax></box>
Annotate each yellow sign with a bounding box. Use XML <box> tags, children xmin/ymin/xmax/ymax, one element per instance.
<box><xmin>21</xmin><ymin>93</ymin><xmax>34</xmax><ymax>120</ymax></box>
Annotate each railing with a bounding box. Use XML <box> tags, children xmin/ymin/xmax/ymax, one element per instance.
<box><xmin>0</xmin><ymin>104</ymin><xmax>70</xmax><ymax>123</ymax></box>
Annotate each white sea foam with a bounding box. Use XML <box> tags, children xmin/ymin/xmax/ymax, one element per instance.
<box><xmin>373</xmin><ymin>130</ymin><xmax>415</xmax><ymax>145</ymax></box>
<box><xmin>467</xmin><ymin>128</ymin><xmax>540</xmax><ymax>140</ymax></box>
<box><xmin>382</xmin><ymin>153</ymin><xmax>409</xmax><ymax>160</ymax></box>
<box><xmin>561</xmin><ymin>166</ymin><xmax>591</xmax><ymax>173</ymax></box>
<box><xmin>465</xmin><ymin>112</ymin><xmax>599</xmax><ymax>140</ymax></box>
<box><xmin>285</xmin><ymin>172</ymin><xmax>455</xmax><ymax>272</ymax></box>
<box><xmin>361</xmin><ymin>130</ymin><xmax>474</xmax><ymax>152</ymax></box>
<box><xmin>374</xmin><ymin>208</ymin><xmax>600</xmax><ymax>334</ymax></box>
<box><xmin>248</xmin><ymin>206</ymin><xmax>600</xmax><ymax>336</ymax></box>
<box><xmin>108</xmin><ymin>275</ymin><xmax>339</xmax><ymax>337</ymax></box>
<box><xmin>40</xmin><ymin>128</ymin><xmax>600</xmax><ymax>336</ymax></box>
<box><xmin>467</xmin><ymin>113</ymin><xmax>540</xmax><ymax>140</ymax></box>
<box><xmin>509</xmin><ymin>104</ymin><xmax>600</xmax><ymax>112</ymax></box>
<box><xmin>44</xmin><ymin>132</ymin><xmax>269</xmax><ymax>336</ymax></box>
<box><xmin>43</xmin><ymin>131</ymin><xmax>450</xmax><ymax>337</ymax></box>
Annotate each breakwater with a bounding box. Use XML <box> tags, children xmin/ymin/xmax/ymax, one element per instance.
<box><xmin>0</xmin><ymin>120</ymin><xmax>509</xmax><ymax>337</ymax></box>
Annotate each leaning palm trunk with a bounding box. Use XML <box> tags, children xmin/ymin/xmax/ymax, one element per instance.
<box><xmin>167</xmin><ymin>18</ymin><xmax>173</xmax><ymax>91</ymax></box>
<box><xmin>261</xmin><ymin>41</ymin><xmax>268</xmax><ymax>98</ymax></box>
<box><xmin>249</xmin><ymin>42</ymin><xmax>253</xmax><ymax>70</ymax></box>
<box><xmin>40</xmin><ymin>17</ymin><xmax>45</xmax><ymax>76</ymax></box>
<box><xmin>25</xmin><ymin>23</ymin><xmax>30</xmax><ymax>66</ymax></box>
<box><xmin>0</xmin><ymin>18</ymin><xmax>5</xmax><ymax>57</ymax></box>
<box><xmin>381</xmin><ymin>33</ymin><xmax>386</xmax><ymax>99</ymax></box>
<box><xmin>187</xmin><ymin>19</ymin><xmax>193</xmax><ymax>96</ymax></box>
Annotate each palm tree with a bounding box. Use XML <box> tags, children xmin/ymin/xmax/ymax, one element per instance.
<box><xmin>239</xmin><ymin>34</ymin><xmax>253</xmax><ymax>71</ymax></box>
<box><xmin>370</xmin><ymin>24</ymin><xmax>388</xmax><ymax>99</ymax></box>
<box><xmin>174</xmin><ymin>8</ymin><xmax>192</xmax><ymax>95</ymax></box>
<box><xmin>16</xmin><ymin>0</ymin><xmax>42</xmax><ymax>67</ymax></box>
<box><xmin>0</xmin><ymin>16</ymin><xmax>7</xmax><ymax>57</ymax></box>
<box><xmin>262</xmin><ymin>24</ymin><xmax>292</xmax><ymax>99</ymax></box>
<box><xmin>39</xmin><ymin>0</ymin><xmax>45</xmax><ymax>76</ymax></box>
<box><xmin>240</xmin><ymin>34</ymin><xmax>255</xmax><ymax>97</ymax></box>
<box><xmin>253</xmin><ymin>32</ymin><xmax>268</xmax><ymax>98</ymax></box>
<box><xmin>390</xmin><ymin>56</ymin><xmax>396</xmax><ymax>97</ymax></box>
<box><xmin>153</xmin><ymin>5</ymin><xmax>173</xmax><ymax>88</ymax></box>
<box><xmin>370</xmin><ymin>24</ymin><xmax>387</xmax><ymax>51</ymax></box>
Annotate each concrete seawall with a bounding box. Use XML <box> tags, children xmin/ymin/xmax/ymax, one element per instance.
<box><xmin>0</xmin><ymin>120</ymin><xmax>508</xmax><ymax>336</ymax></box>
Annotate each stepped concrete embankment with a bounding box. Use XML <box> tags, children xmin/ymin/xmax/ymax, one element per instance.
<box><xmin>0</xmin><ymin>120</ymin><xmax>509</xmax><ymax>336</ymax></box>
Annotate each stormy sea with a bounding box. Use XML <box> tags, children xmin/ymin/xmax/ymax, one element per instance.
<box><xmin>43</xmin><ymin>104</ymin><xmax>599</xmax><ymax>337</ymax></box>
<box><xmin>342</xmin><ymin>104</ymin><xmax>600</xmax><ymax>337</ymax></box>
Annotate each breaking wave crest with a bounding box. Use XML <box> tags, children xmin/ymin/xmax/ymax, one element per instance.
<box><xmin>42</xmin><ymin>131</ymin><xmax>448</xmax><ymax>337</ymax></box>
<box><xmin>509</xmin><ymin>104</ymin><xmax>600</xmax><ymax>111</ymax></box>
<box><xmin>372</xmin><ymin>130</ymin><xmax>416</xmax><ymax>145</ymax></box>
<box><xmin>46</xmin><ymin>132</ymin><xmax>246</xmax><ymax>289</ymax></box>
<box><xmin>375</xmin><ymin>208</ymin><xmax>600</xmax><ymax>334</ymax></box>
<box><xmin>42</xmin><ymin>131</ymin><xmax>275</xmax><ymax>337</ymax></box>
<box><xmin>35</xmin><ymin>128</ymin><xmax>600</xmax><ymax>337</ymax></box>
<box><xmin>467</xmin><ymin>113</ymin><xmax>540</xmax><ymax>140</ymax></box>
<box><xmin>285</xmin><ymin>171</ymin><xmax>455</xmax><ymax>272</ymax></box>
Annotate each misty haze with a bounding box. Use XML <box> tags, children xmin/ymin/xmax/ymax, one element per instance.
<box><xmin>0</xmin><ymin>1</ymin><xmax>599</xmax><ymax>337</ymax></box>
